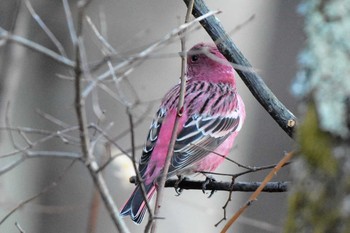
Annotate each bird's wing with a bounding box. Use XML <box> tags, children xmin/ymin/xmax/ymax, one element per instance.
<box><xmin>138</xmin><ymin>108</ymin><xmax>166</xmax><ymax>177</ymax></box>
<box><xmin>168</xmin><ymin>112</ymin><xmax>241</xmax><ymax>175</ymax></box>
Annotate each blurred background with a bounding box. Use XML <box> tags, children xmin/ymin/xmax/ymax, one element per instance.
<box><xmin>0</xmin><ymin>0</ymin><xmax>303</xmax><ymax>232</ymax></box>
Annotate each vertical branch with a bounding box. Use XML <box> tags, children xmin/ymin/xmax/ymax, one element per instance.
<box><xmin>150</xmin><ymin>1</ymin><xmax>194</xmax><ymax>232</ymax></box>
<box><xmin>67</xmin><ymin>1</ymin><xmax>130</xmax><ymax>232</ymax></box>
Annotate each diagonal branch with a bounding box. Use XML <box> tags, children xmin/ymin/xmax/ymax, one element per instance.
<box><xmin>82</xmin><ymin>10</ymin><xmax>219</xmax><ymax>99</ymax></box>
<box><xmin>68</xmin><ymin>1</ymin><xmax>130</xmax><ymax>232</ymax></box>
<box><xmin>0</xmin><ymin>160</ymin><xmax>76</xmax><ymax>225</ymax></box>
<box><xmin>23</xmin><ymin>0</ymin><xmax>67</xmax><ymax>57</ymax></box>
<box><xmin>183</xmin><ymin>0</ymin><xmax>297</xmax><ymax>138</ymax></box>
<box><xmin>220</xmin><ymin>151</ymin><xmax>294</xmax><ymax>233</ymax></box>
<box><xmin>0</xmin><ymin>27</ymin><xmax>74</xmax><ymax>68</ymax></box>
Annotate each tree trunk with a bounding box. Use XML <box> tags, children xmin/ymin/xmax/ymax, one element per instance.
<box><xmin>286</xmin><ymin>0</ymin><xmax>350</xmax><ymax>232</ymax></box>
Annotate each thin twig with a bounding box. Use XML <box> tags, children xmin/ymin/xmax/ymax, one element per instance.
<box><xmin>0</xmin><ymin>126</ymin><xmax>80</xmax><ymax>158</ymax></box>
<box><xmin>87</xmin><ymin>189</ymin><xmax>100</xmax><ymax>233</ymax></box>
<box><xmin>0</xmin><ymin>160</ymin><xmax>76</xmax><ymax>225</ymax></box>
<box><xmin>85</xmin><ymin>15</ymin><xmax>116</xmax><ymax>54</ymax></box>
<box><xmin>215</xmin><ymin>176</ymin><xmax>235</xmax><ymax>227</ymax></box>
<box><xmin>150</xmin><ymin>1</ymin><xmax>195</xmax><ymax>232</ymax></box>
<box><xmin>35</xmin><ymin>109</ymin><xmax>71</xmax><ymax>128</ymax></box>
<box><xmin>5</xmin><ymin>102</ymin><xmax>19</xmax><ymax>150</ymax></box>
<box><xmin>62</xmin><ymin>0</ymin><xmax>78</xmax><ymax>46</ymax></box>
<box><xmin>0</xmin><ymin>157</ymin><xmax>26</xmax><ymax>176</ymax></box>
<box><xmin>27</xmin><ymin>150</ymin><xmax>81</xmax><ymax>159</ymax></box>
<box><xmin>69</xmin><ymin>1</ymin><xmax>130</xmax><ymax>232</ymax></box>
<box><xmin>82</xmin><ymin>10</ymin><xmax>220</xmax><ymax>99</ymax></box>
<box><xmin>220</xmin><ymin>151</ymin><xmax>294</xmax><ymax>233</ymax></box>
<box><xmin>127</xmin><ymin>110</ymin><xmax>154</xmax><ymax>233</ymax></box>
<box><xmin>0</xmin><ymin>151</ymin><xmax>80</xmax><ymax>176</ymax></box>
<box><xmin>0</xmin><ymin>125</ymin><xmax>80</xmax><ymax>149</ymax></box>
<box><xmin>23</xmin><ymin>0</ymin><xmax>67</xmax><ymax>57</ymax></box>
<box><xmin>0</xmin><ymin>27</ymin><xmax>74</xmax><ymax>68</ymax></box>
<box><xmin>228</xmin><ymin>14</ymin><xmax>255</xmax><ymax>36</ymax></box>
<box><xmin>15</xmin><ymin>222</ymin><xmax>25</xmax><ymax>233</ymax></box>
<box><xmin>200</xmin><ymin>161</ymin><xmax>291</xmax><ymax>178</ymax></box>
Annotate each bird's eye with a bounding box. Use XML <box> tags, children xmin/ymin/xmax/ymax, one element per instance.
<box><xmin>191</xmin><ymin>55</ymin><xmax>199</xmax><ymax>62</ymax></box>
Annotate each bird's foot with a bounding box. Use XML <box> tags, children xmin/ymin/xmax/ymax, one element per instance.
<box><xmin>174</xmin><ymin>175</ymin><xmax>188</xmax><ymax>196</ymax></box>
<box><xmin>202</xmin><ymin>175</ymin><xmax>216</xmax><ymax>198</ymax></box>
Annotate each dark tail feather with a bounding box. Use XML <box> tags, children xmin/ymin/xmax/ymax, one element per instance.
<box><xmin>120</xmin><ymin>183</ymin><xmax>156</xmax><ymax>224</ymax></box>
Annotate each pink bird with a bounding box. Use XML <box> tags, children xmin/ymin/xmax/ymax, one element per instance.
<box><xmin>120</xmin><ymin>42</ymin><xmax>246</xmax><ymax>224</ymax></box>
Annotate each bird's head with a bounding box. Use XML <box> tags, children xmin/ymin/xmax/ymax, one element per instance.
<box><xmin>186</xmin><ymin>43</ymin><xmax>235</xmax><ymax>85</ymax></box>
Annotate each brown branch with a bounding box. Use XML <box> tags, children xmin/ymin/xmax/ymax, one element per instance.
<box><xmin>183</xmin><ymin>0</ymin><xmax>297</xmax><ymax>138</ymax></box>
<box><xmin>220</xmin><ymin>151</ymin><xmax>294</xmax><ymax>233</ymax></box>
<box><xmin>150</xmin><ymin>1</ymin><xmax>194</xmax><ymax>232</ymax></box>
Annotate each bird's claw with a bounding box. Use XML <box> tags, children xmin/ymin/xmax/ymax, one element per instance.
<box><xmin>174</xmin><ymin>176</ymin><xmax>188</xmax><ymax>196</ymax></box>
<box><xmin>202</xmin><ymin>176</ymin><xmax>216</xmax><ymax>198</ymax></box>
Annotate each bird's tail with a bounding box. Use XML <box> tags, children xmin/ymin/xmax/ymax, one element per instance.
<box><xmin>120</xmin><ymin>183</ymin><xmax>156</xmax><ymax>224</ymax></box>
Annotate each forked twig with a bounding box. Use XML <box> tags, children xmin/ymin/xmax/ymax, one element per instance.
<box><xmin>67</xmin><ymin>1</ymin><xmax>130</xmax><ymax>232</ymax></box>
<box><xmin>220</xmin><ymin>151</ymin><xmax>294</xmax><ymax>233</ymax></box>
<box><xmin>82</xmin><ymin>10</ymin><xmax>220</xmax><ymax>99</ymax></box>
<box><xmin>0</xmin><ymin>27</ymin><xmax>74</xmax><ymax>67</ymax></box>
<box><xmin>23</xmin><ymin>0</ymin><xmax>67</xmax><ymax>56</ymax></box>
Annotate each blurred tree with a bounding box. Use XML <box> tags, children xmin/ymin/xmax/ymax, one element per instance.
<box><xmin>286</xmin><ymin>0</ymin><xmax>350</xmax><ymax>232</ymax></box>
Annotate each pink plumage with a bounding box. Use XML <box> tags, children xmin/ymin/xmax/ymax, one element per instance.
<box><xmin>120</xmin><ymin>42</ymin><xmax>246</xmax><ymax>224</ymax></box>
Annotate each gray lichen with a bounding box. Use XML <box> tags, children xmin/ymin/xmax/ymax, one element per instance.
<box><xmin>292</xmin><ymin>0</ymin><xmax>350</xmax><ymax>138</ymax></box>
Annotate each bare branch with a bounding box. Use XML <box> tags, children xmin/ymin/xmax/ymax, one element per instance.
<box><xmin>0</xmin><ymin>150</ymin><xmax>80</xmax><ymax>176</ymax></box>
<box><xmin>0</xmin><ymin>160</ymin><xmax>76</xmax><ymax>225</ymax></box>
<box><xmin>220</xmin><ymin>151</ymin><xmax>294</xmax><ymax>233</ymax></box>
<box><xmin>62</xmin><ymin>0</ymin><xmax>78</xmax><ymax>46</ymax></box>
<box><xmin>228</xmin><ymin>14</ymin><xmax>255</xmax><ymax>36</ymax></box>
<box><xmin>69</xmin><ymin>1</ymin><xmax>130</xmax><ymax>232</ymax></box>
<box><xmin>0</xmin><ymin>157</ymin><xmax>25</xmax><ymax>176</ymax></box>
<box><xmin>129</xmin><ymin>177</ymin><xmax>288</xmax><ymax>193</ymax></box>
<box><xmin>127</xmin><ymin>110</ymin><xmax>154</xmax><ymax>232</ymax></box>
<box><xmin>27</xmin><ymin>150</ymin><xmax>81</xmax><ymax>159</ymax></box>
<box><xmin>35</xmin><ymin>109</ymin><xmax>71</xmax><ymax>128</ymax></box>
<box><xmin>23</xmin><ymin>0</ymin><xmax>67</xmax><ymax>56</ymax></box>
<box><xmin>15</xmin><ymin>222</ymin><xmax>25</xmax><ymax>233</ymax></box>
<box><xmin>82</xmin><ymin>10</ymin><xmax>220</xmax><ymax>98</ymax></box>
<box><xmin>0</xmin><ymin>126</ymin><xmax>80</xmax><ymax>159</ymax></box>
<box><xmin>151</xmin><ymin>2</ymin><xmax>194</xmax><ymax>232</ymax></box>
<box><xmin>85</xmin><ymin>15</ymin><xmax>116</xmax><ymax>54</ymax></box>
<box><xmin>0</xmin><ymin>27</ymin><xmax>74</xmax><ymax>68</ymax></box>
<box><xmin>214</xmin><ymin>176</ymin><xmax>235</xmax><ymax>227</ymax></box>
